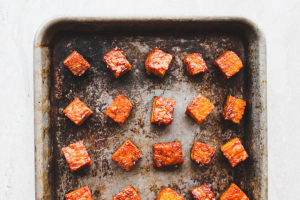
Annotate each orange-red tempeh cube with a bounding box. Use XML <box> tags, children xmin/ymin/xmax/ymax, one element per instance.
<box><xmin>61</xmin><ymin>140</ymin><xmax>92</xmax><ymax>172</ymax></box>
<box><xmin>113</xmin><ymin>185</ymin><xmax>142</xmax><ymax>200</ymax></box>
<box><xmin>145</xmin><ymin>48</ymin><xmax>173</xmax><ymax>78</ymax></box>
<box><xmin>186</xmin><ymin>94</ymin><xmax>215</xmax><ymax>124</ymax></box>
<box><xmin>104</xmin><ymin>95</ymin><xmax>133</xmax><ymax>126</ymax></box>
<box><xmin>63</xmin><ymin>98</ymin><xmax>93</xmax><ymax>125</ymax></box>
<box><xmin>220</xmin><ymin>183</ymin><xmax>249</xmax><ymax>200</ymax></box>
<box><xmin>151</xmin><ymin>97</ymin><xmax>176</xmax><ymax>126</ymax></box>
<box><xmin>63</xmin><ymin>51</ymin><xmax>91</xmax><ymax>76</ymax></box>
<box><xmin>191</xmin><ymin>141</ymin><xmax>216</xmax><ymax>167</ymax></box>
<box><xmin>223</xmin><ymin>96</ymin><xmax>246</xmax><ymax>124</ymax></box>
<box><xmin>214</xmin><ymin>51</ymin><xmax>243</xmax><ymax>79</ymax></box>
<box><xmin>221</xmin><ymin>138</ymin><xmax>248</xmax><ymax>167</ymax></box>
<box><xmin>184</xmin><ymin>53</ymin><xmax>208</xmax><ymax>75</ymax></box>
<box><xmin>153</xmin><ymin>141</ymin><xmax>184</xmax><ymax>167</ymax></box>
<box><xmin>112</xmin><ymin>140</ymin><xmax>143</xmax><ymax>172</ymax></box>
<box><xmin>65</xmin><ymin>185</ymin><xmax>94</xmax><ymax>200</ymax></box>
<box><xmin>103</xmin><ymin>46</ymin><xmax>131</xmax><ymax>78</ymax></box>
<box><xmin>156</xmin><ymin>187</ymin><xmax>184</xmax><ymax>200</ymax></box>
<box><xmin>190</xmin><ymin>183</ymin><xmax>216</xmax><ymax>200</ymax></box>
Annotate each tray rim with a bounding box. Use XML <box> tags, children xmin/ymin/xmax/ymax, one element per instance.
<box><xmin>34</xmin><ymin>16</ymin><xmax>267</xmax><ymax>200</ymax></box>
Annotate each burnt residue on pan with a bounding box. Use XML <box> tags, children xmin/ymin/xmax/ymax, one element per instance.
<box><xmin>50</xmin><ymin>30</ymin><xmax>252</xmax><ymax>200</ymax></box>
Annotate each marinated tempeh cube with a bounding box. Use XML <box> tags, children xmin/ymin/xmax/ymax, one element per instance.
<box><xmin>153</xmin><ymin>141</ymin><xmax>184</xmax><ymax>167</ymax></box>
<box><xmin>184</xmin><ymin>53</ymin><xmax>208</xmax><ymax>75</ymax></box>
<box><xmin>190</xmin><ymin>183</ymin><xmax>216</xmax><ymax>200</ymax></box>
<box><xmin>145</xmin><ymin>48</ymin><xmax>173</xmax><ymax>78</ymax></box>
<box><xmin>104</xmin><ymin>95</ymin><xmax>133</xmax><ymax>126</ymax></box>
<box><xmin>151</xmin><ymin>97</ymin><xmax>176</xmax><ymax>126</ymax></box>
<box><xmin>112</xmin><ymin>140</ymin><xmax>143</xmax><ymax>172</ymax></box>
<box><xmin>63</xmin><ymin>98</ymin><xmax>93</xmax><ymax>125</ymax></box>
<box><xmin>156</xmin><ymin>187</ymin><xmax>184</xmax><ymax>200</ymax></box>
<box><xmin>63</xmin><ymin>51</ymin><xmax>91</xmax><ymax>76</ymax></box>
<box><xmin>65</xmin><ymin>185</ymin><xmax>94</xmax><ymax>200</ymax></box>
<box><xmin>191</xmin><ymin>141</ymin><xmax>216</xmax><ymax>167</ymax></box>
<box><xmin>103</xmin><ymin>46</ymin><xmax>131</xmax><ymax>78</ymax></box>
<box><xmin>223</xmin><ymin>96</ymin><xmax>246</xmax><ymax>124</ymax></box>
<box><xmin>214</xmin><ymin>51</ymin><xmax>243</xmax><ymax>79</ymax></box>
<box><xmin>221</xmin><ymin>138</ymin><xmax>248</xmax><ymax>167</ymax></box>
<box><xmin>113</xmin><ymin>185</ymin><xmax>142</xmax><ymax>200</ymax></box>
<box><xmin>61</xmin><ymin>140</ymin><xmax>92</xmax><ymax>172</ymax></box>
<box><xmin>220</xmin><ymin>183</ymin><xmax>249</xmax><ymax>200</ymax></box>
<box><xmin>186</xmin><ymin>94</ymin><xmax>215</xmax><ymax>124</ymax></box>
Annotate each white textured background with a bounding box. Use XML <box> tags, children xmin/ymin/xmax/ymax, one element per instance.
<box><xmin>0</xmin><ymin>0</ymin><xmax>298</xmax><ymax>199</ymax></box>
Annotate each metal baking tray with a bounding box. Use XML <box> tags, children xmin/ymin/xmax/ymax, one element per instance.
<box><xmin>34</xmin><ymin>17</ymin><xmax>267</xmax><ymax>200</ymax></box>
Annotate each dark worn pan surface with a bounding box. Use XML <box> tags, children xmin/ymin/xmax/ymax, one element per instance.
<box><xmin>34</xmin><ymin>17</ymin><xmax>267</xmax><ymax>200</ymax></box>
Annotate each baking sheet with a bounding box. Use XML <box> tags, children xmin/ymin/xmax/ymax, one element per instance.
<box><xmin>34</xmin><ymin>17</ymin><xmax>267</xmax><ymax>200</ymax></box>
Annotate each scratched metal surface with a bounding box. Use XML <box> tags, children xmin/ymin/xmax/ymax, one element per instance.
<box><xmin>34</xmin><ymin>17</ymin><xmax>267</xmax><ymax>200</ymax></box>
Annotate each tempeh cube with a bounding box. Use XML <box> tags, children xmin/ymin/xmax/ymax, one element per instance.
<box><xmin>153</xmin><ymin>141</ymin><xmax>184</xmax><ymax>167</ymax></box>
<box><xmin>214</xmin><ymin>51</ymin><xmax>243</xmax><ymax>79</ymax></box>
<box><xmin>104</xmin><ymin>95</ymin><xmax>133</xmax><ymax>126</ymax></box>
<box><xmin>190</xmin><ymin>183</ymin><xmax>216</xmax><ymax>200</ymax></box>
<box><xmin>223</xmin><ymin>96</ymin><xmax>246</xmax><ymax>124</ymax></box>
<box><xmin>103</xmin><ymin>46</ymin><xmax>131</xmax><ymax>78</ymax></box>
<box><xmin>113</xmin><ymin>185</ymin><xmax>142</xmax><ymax>200</ymax></box>
<box><xmin>145</xmin><ymin>48</ymin><xmax>173</xmax><ymax>78</ymax></box>
<box><xmin>112</xmin><ymin>140</ymin><xmax>143</xmax><ymax>172</ymax></box>
<box><xmin>61</xmin><ymin>140</ymin><xmax>92</xmax><ymax>172</ymax></box>
<box><xmin>191</xmin><ymin>141</ymin><xmax>216</xmax><ymax>167</ymax></box>
<box><xmin>221</xmin><ymin>138</ymin><xmax>248</xmax><ymax>167</ymax></box>
<box><xmin>184</xmin><ymin>53</ymin><xmax>208</xmax><ymax>75</ymax></box>
<box><xmin>220</xmin><ymin>183</ymin><xmax>249</xmax><ymax>200</ymax></box>
<box><xmin>63</xmin><ymin>51</ymin><xmax>91</xmax><ymax>76</ymax></box>
<box><xmin>63</xmin><ymin>98</ymin><xmax>93</xmax><ymax>125</ymax></box>
<box><xmin>156</xmin><ymin>187</ymin><xmax>184</xmax><ymax>200</ymax></box>
<box><xmin>65</xmin><ymin>185</ymin><xmax>93</xmax><ymax>200</ymax></box>
<box><xmin>185</xmin><ymin>94</ymin><xmax>215</xmax><ymax>124</ymax></box>
<box><xmin>151</xmin><ymin>97</ymin><xmax>176</xmax><ymax>126</ymax></box>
